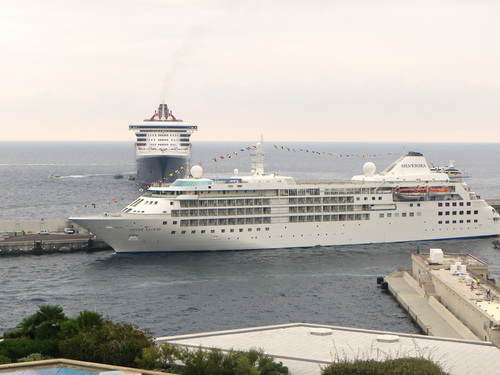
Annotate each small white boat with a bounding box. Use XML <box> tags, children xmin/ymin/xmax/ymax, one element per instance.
<box><xmin>431</xmin><ymin>161</ymin><xmax>469</xmax><ymax>180</ymax></box>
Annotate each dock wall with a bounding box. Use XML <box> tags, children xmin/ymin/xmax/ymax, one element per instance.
<box><xmin>0</xmin><ymin>220</ymin><xmax>107</xmax><ymax>255</ymax></box>
<box><xmin>0</xmin><ymin>219</ymin><xmax>80</xmax><ymax>234</ymax></box>
<box><xmin>430</xmin><ymin>273</ymin><xmax>497</xmax><ymax>342</ymax></box>
<box><xmin>0</xmin><ymin>237</ymin><xmax>111</xmax><ymax>255</ymax></box>
<box><xmin>385</xmin><ymin>269</ymin><xmax>480</xmax><ymax>341</ymax></box>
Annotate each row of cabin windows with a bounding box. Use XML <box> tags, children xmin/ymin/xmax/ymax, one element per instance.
<box><xmin>438</xmin><ymin>219</ymin><xmax>478</xmax><ymax>224</ymax></box>
<box><xmin>438</xmin><ymin>202</ymin><xmax>470</xmax><ymax>207</ymax></box>
<box><xmin>289</xmin><ymin>214</ymin><xmax>370</xmax><ymax>222</ymax></box>
<box><xmin>172</xmin><ymin>204</ymin><xmax>365</xmax><ymax>217</ymax></box>
<box><xmin>379</xmin><ymin>212</ymin><xmax>422</xmax><ymax>218</ymax></box>
<box><xmin>178</xmin><ymin>213</ymin><xmax>370</xmax><ymax>227</ymax></box>
<box><xmin>438</xmin><ymin>210</ymin><xmax>478</xmax><ymax>216</ymax></box>
<box><xmin>180</xmin><ymin>217</ymin><xmax>272</xmax><ymax>226</ymax></box>
<box><xmin>172</xmin><ymin>208</ymin><xmax>273</xmax><ymax>217</ymax></box>
<box><xmin>180</xmin><ymin>198</ymin><xmax>272</xmax><ymax>207</ymax></box>
<box><xmin>179</xmin><ymin>196</ymin><xmax>359</xmax><ymax>207</ymax></box>
<box><xmin>357</xmin><ymin>196</ymin><xmax>384</xmax><ymax>201</ymax></box>
<box><xmin>290</xmin><ymin>205</ymin><xmax>358</xmax><ymax>213</ymax></box>
<box><xmin>178</xmin><ymin>197</ymin><xmax>363</xmax><ymax>209</ymax></box>
<box><xmin>279</xmin><ymin>188</ymin><xmax>378</xmax><ymax>196</ymax></box>
<box><xmin>171</xmin><ymin>227</ymin><xmax>271</xmax><ymax>235</ymax></box>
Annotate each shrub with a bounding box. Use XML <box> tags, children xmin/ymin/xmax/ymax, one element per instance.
<box><xmin>0</xmin><ymin>338</ymin><xmax>59</xmax><ymax>362</ymax></box>
<box><xmin>137</xmin><ymin>344</ymin><xmax>289</xmax><ymax>375</ymax></box>
<box><xmin>0</xmin><ymin>354</ymin><xmax>11</xmax><ymax>365</ymax></box>
<box><xmin>58</xmin><ymin>320</ymin><xmax>153</xmax><ymax>367</ymax></box>
<box><xmin>18</xmin><ymin>353</ymin><xmax>52</xmax><ymax>362</ymax></box>
<box><xmin>2</xmin><ymin>329</ymin><xmax>23</xmax><ymax>340</ymax></box>
<box><xmin>321</xmin><ymin>357</ymin><xmax>447</xmax><ymax>375</ymax></box>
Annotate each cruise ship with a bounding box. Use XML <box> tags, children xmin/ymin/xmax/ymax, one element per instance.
<box><xmin>71</xmin><ymin>142</ymin><xmax>500</xmax><ymax>253</ymax></box>
<box><xmin>130</xmin><ymin>104</ymin><xmax>198</xmax><ymax>185</ymax></box>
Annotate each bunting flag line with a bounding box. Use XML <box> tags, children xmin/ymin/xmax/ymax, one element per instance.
<box><xmin>199</xmin><ymin>144</ymin><xmax>400</xmax><ymax>165</ymax></box>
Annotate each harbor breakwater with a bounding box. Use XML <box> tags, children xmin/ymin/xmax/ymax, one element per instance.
<box><xmin>0</xmin><ymin>236</ymin><xmax>111</xmax><ymax>255</ymax></box>
<box><xmin>0</xmin><ymin>219</ymin><xmax>110</xmax><ymax>255</ymax></box>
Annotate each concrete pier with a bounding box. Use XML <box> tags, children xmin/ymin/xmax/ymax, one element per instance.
<box><xmin>0</xmin><ymin>219</ymin><xmax>113</xmax><ymax>255</ymax></box>
<box><xmin>385</xmin><ymin>270</ymin><xmax>479</xmax><ymax>340</ymax></box>
<box><xmin>0</xmin><ymin>235</ymin><xmax>111</xmax><ymax>255</ymax></box>
<box><xmin>0</xmin><ymin>219</ymin><xmax>79</xmax><ymax>235</ymax></box>
<box><xmin>384</xmin><ymin>250</ymin><xmax>500</xmax><ymax>345</ymax></box>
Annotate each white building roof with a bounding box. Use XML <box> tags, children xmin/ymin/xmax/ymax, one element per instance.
<box><xmin>157</xmin><ymin>322</ymin><xmax>500</xmax><ymax>375</ymax></box>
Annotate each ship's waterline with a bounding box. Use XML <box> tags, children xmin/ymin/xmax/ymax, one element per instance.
<box><xmin>71</xmin><ymin>144</ymin><xmax>500</xmax><ymax>253</ymax></box>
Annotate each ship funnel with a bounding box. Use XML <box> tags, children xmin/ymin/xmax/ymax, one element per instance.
<box><xmin>158</xmin><ymin>104</ymin><xmax>169</xmax><ymax>120</ymax></box>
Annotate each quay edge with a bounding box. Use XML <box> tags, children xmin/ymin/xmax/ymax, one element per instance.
<box><xmin>0</xmin><ymin>219</ymin><xmax>111</xmax><ymax>255</ymax></box>
<box><xmin>0</xmin><ymin>236</ymin><xmax>111</xmax><ymax>255</ymax></box>
<box><xmin>382</xmin><ymin>249</ymin><xmax>500</xmax><ymax>345</ymax></box>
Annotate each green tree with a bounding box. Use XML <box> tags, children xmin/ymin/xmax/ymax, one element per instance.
<box><xmin>58</xmin><ymin>320</ymin><xmax>153</xmax><ymax>367</ymax></box>
<box><xmin>17</xmin><ymin>305</ymin><xmax>67</xmax><ymax>340</ymax></box>
<box><xmin>75</xmin><ymin>310</ymin><xmax>104</xmax><ymax>331</ymax></box>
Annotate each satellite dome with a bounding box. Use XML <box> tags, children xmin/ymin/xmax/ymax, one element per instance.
<box><xmin>191</xmin><ymin>165</ymin><xmax>203</xmax><ymax>179</ymax></box>
<box><xmin>363</xmin><ymin>162</ymin><xmax>376</xmax><ymax>176</ymax></box>
<box><xmin>233</xmin><ymin>168</ymin><xmax>239</xmax><ymax>175</ymax></box>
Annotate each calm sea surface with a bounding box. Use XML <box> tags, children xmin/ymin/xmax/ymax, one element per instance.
<box><xmin>0</xmin><ymin>141</ymin><xmax>499</xmax><ymax>337</ymax></box>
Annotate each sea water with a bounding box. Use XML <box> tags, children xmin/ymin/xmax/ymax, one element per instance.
<box><xmin>0</xmin><ymin>141</ymin><xmax>499</xmax><ymax>337</ymax></box>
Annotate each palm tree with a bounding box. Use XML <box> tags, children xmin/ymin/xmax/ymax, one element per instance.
<box><xmin>75</xmin><ymin>310</ymin><xmax>104</xmax><ymax>331</ymax></box>
<box><xmin>36</xmin><ymin>305</ymin><xmax>67</xmax><ymax>327</ymax></box>
<box><xmin>17</xmin><ymin>305</ymin><xmax>67</xmax><ymax>339</ymax></box>
<box><xmin>17</xmin><ymin>314</ymin><xmax>39</xmax><ymax>339</ymax></box>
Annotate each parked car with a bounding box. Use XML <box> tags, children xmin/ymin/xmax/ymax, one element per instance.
<box><xmin>64</xmin><ymin>228</ymin><xmax>75</xmax><ymax>234</ymax></box>
<box><xmin>38</xmin><ymin>230</ymin><xmax>50</xmax><ymax>235</ymax></box>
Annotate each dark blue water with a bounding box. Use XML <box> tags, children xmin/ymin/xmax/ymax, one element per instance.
<box><xmin>0</xmin><ymin>141</ymin><xmax>499</xmax><ymax>337</ymax></box>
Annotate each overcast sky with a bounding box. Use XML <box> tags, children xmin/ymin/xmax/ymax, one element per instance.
<box><xmin>1</xmin><ymin>0</ymin><xmax>499</xmax><ymax>142</ymax></box>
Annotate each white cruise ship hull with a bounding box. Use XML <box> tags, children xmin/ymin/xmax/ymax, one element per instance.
<box><xmin>71</xmin><ymin>149</ymin><xmax>500</xmax><ymax>253</ymax></box>
<box><xmin>72</xmin><ymin>202</ymin><xmax>499</xmax><ymax>253</ymax></box>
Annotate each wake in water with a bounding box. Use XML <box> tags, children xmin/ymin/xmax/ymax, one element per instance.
<box><xmin>48</xmin><ymin>172</ymin><xmax>135</xmax><ymax>179</ymax></box>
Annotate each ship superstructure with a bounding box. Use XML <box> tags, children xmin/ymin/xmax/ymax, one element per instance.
<box><xmin>71</xmin><ymin>143</ymin><xmax>500</xmax><ymax>253</ymax></box>
<box><xmin>130</xmin><ymin>104</ymin><xmax>198</xmax><ymax>185</ymax></box>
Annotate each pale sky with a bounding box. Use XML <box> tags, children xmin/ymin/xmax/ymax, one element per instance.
<box><xmin>1</xmin><ymin>0</ymin><xmax>499</xmax><ymax>142</ymax></box>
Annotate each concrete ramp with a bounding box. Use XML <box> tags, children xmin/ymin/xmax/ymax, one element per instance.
<box><xmin>385</xmin><ymin>270</ymin><xmax>479</xmax><ymax>341</ymax></box>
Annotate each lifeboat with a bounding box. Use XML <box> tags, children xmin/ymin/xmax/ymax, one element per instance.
<box><xmin>395</xmin><ymin>187</ymin><xmax>427</xmax><ymax>201</ymax></box>
<box><xmin>428</xmin><ymin>186</ymin><xmax>450</xmax><ymax>196</ymax></box>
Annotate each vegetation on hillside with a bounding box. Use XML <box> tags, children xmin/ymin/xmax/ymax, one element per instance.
<box><xmin>0</xmin><ymin>305</ymin><xmax>152</xmax><ymax>367</ymax></box>
<box><xmin>136</xmin><ymin>343</ymin><xmax>289</xmax><ymax>374</ymax></box>
<box><xmin>0</xmin><ymin>305</ymin><xmax>289</xmax><ymax>374</ymax></box>
<box><xmin>1</xmin><ymin>305</ymin><xmax>449</xmax><ymax>374</ymax></box>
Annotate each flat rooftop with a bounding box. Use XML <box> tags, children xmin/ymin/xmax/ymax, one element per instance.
<box><xmin>157</xmin><ymin>322</ymin><xmax>500</xmax><ymax>375</ymax></box>
<box><xmin>432</xmin><ymin>268</ymin><xmax>500</xmax><ymax>321</ymax></box>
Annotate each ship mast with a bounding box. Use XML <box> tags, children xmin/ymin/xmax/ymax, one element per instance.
<box><xmin>252</xmin><ymin>135</ymin><xmax>265</xmax><ymax>176</ymax></box>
